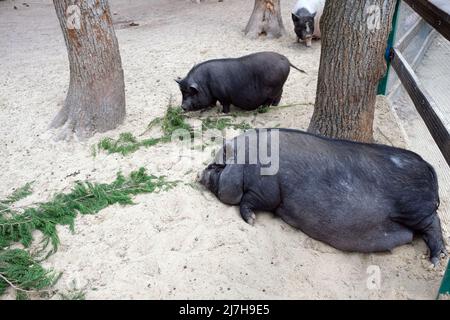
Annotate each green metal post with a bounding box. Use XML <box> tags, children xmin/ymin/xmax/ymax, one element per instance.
<box><xmin>377</xmin><ymin>0</ymin><xmax>401</xmax><ymax>95</ymax></box>
<box><xmin>438</xmin><ymin>262</ymin><xmax>450</xmax><ymax>299</ymax></box>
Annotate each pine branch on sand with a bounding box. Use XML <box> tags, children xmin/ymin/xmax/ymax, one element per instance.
<box><xmin>96</xmin><ymin>105</ymin><xmax>253</xmax><ymax>156</ymax></box>
<box><xmin>0</xmin><ymin>249</ymin><xmax>58</xmax><ymax>297</ymax></box>
<box><xmin>0</xmin><ymin>168</ymin><xmax>176</xmax><ymax>252</ymax></box>
<box><xmin>0</xmin><ymin>182</ymin><xmax>33</xmax><ymax>215</ymax></box>
<box><xmin>0</xmin><ymin>168</ymin><xmax>177</xmax><ymax>298</ymax></box>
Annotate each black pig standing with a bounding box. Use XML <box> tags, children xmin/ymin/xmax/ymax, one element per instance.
<box><xmin>176</xmin><ymin>52</ymin><xmax>306</xmax><ymax>113</ymax></box>
<box><xmin>200</xmin><ymin>129</ymin><xmax>447</xmax><ymax>265</ymax></box>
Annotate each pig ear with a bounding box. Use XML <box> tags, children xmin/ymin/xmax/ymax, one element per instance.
<box><xmin>292</xmin><ymin>13</ymin><xmax>299</xmax><ymax>22</ymax></box>
<box><xmin>189</xmin><ymin>83</ymin><xmax>199</xmax><ymax>94</ymax></box>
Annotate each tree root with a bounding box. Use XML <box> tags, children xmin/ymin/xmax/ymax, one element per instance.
<box><xmin>49</xmin><ymin>107</ymin><xmax>68</xmax><ymax>130</ymax></box>
<box><xmin>49</xmin><ymin>107</ymin><xmax>94</xmax><ymax>142</ymax></box>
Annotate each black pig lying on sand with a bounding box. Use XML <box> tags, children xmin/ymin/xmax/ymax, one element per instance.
<box><xmin>199</xmin><ymin>129</ymin><xmax>447</xmax><ymax>265</ymax></box>
<box><xmin>176</xmin><ymin>52</ymin><xmax>306</xmax><ymax>113</ymax></box>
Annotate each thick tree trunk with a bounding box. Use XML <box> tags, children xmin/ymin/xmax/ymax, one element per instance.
<box><xmin>244</xmin><ymin>0</ymin><xmax>285</xmax><ymax>39</ymax></box>
<box><xmin>308</xmin><ymin>0</ymin><xmax>396</xmax><ymax>142</ymax></box>
<box><xmin>51</xmin><ymin>0</ymin><xmax>126</xmax><ymax>140</ymax></box>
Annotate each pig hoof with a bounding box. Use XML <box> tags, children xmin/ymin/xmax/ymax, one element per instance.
<box><xmin>430</xmin><ymin>250</ymin><xmax>447</xmax><ymax>267</ymax></box>
<box><xmin>246</xmin><ymin>213</ymin><xmax>256</xmax><ymax>226</ymax></box>
<box><xmin>431</xmin><ymin>257</ymin><xmax>440</xmax><ymax>268</ymax></box>
<box><xmin>437</xmin><ymin>247</ymin><xmax>448</xmax><ymax>258</ymax></box>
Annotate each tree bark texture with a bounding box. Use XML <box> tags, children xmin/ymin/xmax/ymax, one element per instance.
<box><xmin>52</xmin><ymin>0</ymin><xmax>126</xmax><ymax>140</ymax></box>
<box><xmin>308</xmin><ymin>0</ymin><xmax>397</xmax><ymax>142</ymax></box>
<box><xmin>244</xmin><ymin>0</ymin><xmax>285</xmax><ymax>39</ymax></box>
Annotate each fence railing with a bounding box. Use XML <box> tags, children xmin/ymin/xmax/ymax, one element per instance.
<box><xmin>388</xmin><ymin>0</ymin><xmax>450</xmax><ymax>299</ymax></box>
<box><xmin>388</xmin><ymin>0</ymin><xmax>450</xmax><ymax>166</ymax></box>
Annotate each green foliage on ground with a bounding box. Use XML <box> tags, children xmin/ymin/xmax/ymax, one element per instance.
<box><xmin>256</xmin><ymin>105</ymin><xmax>271</xmax><ymax>114</ymax></box>
<box><xmin>0</xmin><ymin>182</ymin><xmax>33</xmax><ymax>214</ymax></box>
<box><xmin>0</xmin><ymin>249</ymin><xmax>58</xmax><ymax>297</ymax></box>
<box><xmin>201</xmin><ymin>117</ymin><xmax>252</xmax><ymax>131</ymax></box>
<box><xmin>96</xmin><ymin>106</ymin><xmax>192</xmax><ymax>156</ymax></box>
<box><xmin>96</xmin><ymin>104</ymin><xmax>252</xmax><ymax>156</ymax></box>
<box><xmin>59</xmin><ymin>283</ymin><xmax>86</xmax><ymax>300</ymax></box>
<box><xmin>0</xmin><ymin>168</ymin><xmax>177</xmax><ymax>299</ymax></box>
<box><xmin>97</xmin><ymin>132</ymin><xmax>162</xmax><ymax>156</ymax></box>
<box><xmin>160</xmin><ymin>105</ymin><xmax>193</xmax><ymax>136</ymax></box>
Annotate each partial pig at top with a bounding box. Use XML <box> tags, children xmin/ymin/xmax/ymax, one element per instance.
<box><xmin>292</xmin><ymin>0</ymin><xmax>325</xmax><ymax>47</ymax></box>
<box><xmin>175</xmin><ymin>52</ymin><xmax>306</xmax><ymax>114</ymax></box>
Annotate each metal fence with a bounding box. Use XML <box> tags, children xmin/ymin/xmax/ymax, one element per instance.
<box><xmin>383</xmin><ymin>0</ymin><xmax>450</xmax><ymax>299</ymax></box>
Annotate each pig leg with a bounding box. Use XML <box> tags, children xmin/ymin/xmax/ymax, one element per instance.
<box><xmin>271</xmin><ymin>90</ymin><xmax>283</xmax><ymax>106</ymax></box>
<box><xmin>221</xmin><ymin>102</ymin><xmax>231</xmax><ymax>114</ymax></box>
<box><xmin>239</xmin><ymin>188</ymin><xmax>279</xmax><ymax>226</ymax></box>
<box><xmin>421</xmin><ymin>214</ymin><xmax>447</xmax><ymax>265</ymax></box>
<box><xmin>239</xmin><ymin>193</ymin><xmax>261</xmax><ymax>226</ymax></box>
<box><xmin>240</xmin><ymin>202</ymin><xmax>256</xmax><ymax>226</ymax></box>
<box><xmin>305</xmin><ymin>38</ymin><xmax>313</xmax><ymax>47</ymax></box>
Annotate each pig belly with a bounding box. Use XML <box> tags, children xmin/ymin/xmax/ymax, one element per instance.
<box><xmin>276</xmin><ymin>205</ymin><xmax>414</xmax><ymax>253</ymax></box>
<box><xmin>231</xmin><ymin>85</ymin><xmax>283</xmax><ymax>110</ymax></box>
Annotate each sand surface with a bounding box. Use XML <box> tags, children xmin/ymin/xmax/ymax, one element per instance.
<box><xmin>0</xmin><ymin>0</ymin><xmax>448</xmax><ymax>299</ymax></box>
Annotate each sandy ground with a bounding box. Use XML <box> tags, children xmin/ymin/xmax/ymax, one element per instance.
<box><xmin>0</xmin><ymin>0</ymin><xmax>448</xmax><ymax>299</ymax></box>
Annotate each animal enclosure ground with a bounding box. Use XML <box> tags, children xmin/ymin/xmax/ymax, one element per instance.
<box><xmin>0</xmin><ymin>0</ymin><xmax>447</xmax><ymax>299</ymax></box>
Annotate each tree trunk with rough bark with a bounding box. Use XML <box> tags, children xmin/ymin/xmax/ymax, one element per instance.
<box><xmin>51</xmin><ymin>0</ymin><xmax>126</xmax><ymax>140</ymax></box>
<box><xmin>244</xmin><ymin>0</ymin><xmax>285</xmax><ymax>39</ymax></box>
<box><xmin>308</xmin><ymin>0</ymin><xmax>396</xmax><ymax>142</ymax></box>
